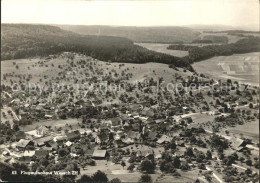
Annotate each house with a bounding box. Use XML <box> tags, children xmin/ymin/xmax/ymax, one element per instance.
<box><xmin>155</xmin><ymin>119</ymin><xmax>164</xmax><ymax>124</ymax></box>
<box><xmin>114</xmin><ymin>139</ymin><xmax>125</xmax><ymax>148</ymax></box>
<box><xmin>174</xmin><ymin>151</ymin><xmax>185</xmax><ymax>157</ymax></box>
<box><xmin>176</xmin><ymin>140</ymin><xmax>185</xmax><ymax>147</ymax></box>
<box><xmin>147</xmin><ymin>131</ymin><xmax>157</xmax><ymax>141</ymax></box>
<box><xmin>48</xmin><ymin>140</ymin><xmax>58</xmax><ymax>150</ymax></box>
<box><xmin>126</xmin><ymin>131</ymin><xmax>142</xmax><ymax>143</ymax></box>
<box><xmin>36</xmin><ymin>125</ymin><xmax>49</xmax><ymax>136</ymax></box>
<box><xmin>66</xmin><ymin>130</ymin><xmax>81</xmax><ymax>141</ymax></box>
<box><xmin>92</xmin><ymin>150</ymin><xmax>107</xmax><ymax>159</ymax></box>
<box><xmin>65</xmin><ymin>141</ymin><xmax>73</xmax><ymax>147</ymax></box>
<box><xmin>23</xmin><ymin>150</ymin><xmax>35</xmax><ymax>157</ymax></box>
<box><xmin>16</xmin><ymin>139</ymin><xmax>34</xmax><ymax>150</ymax></box>
<box><xmin>95</xmin><ymin>133</ymin><xmax>109</xmax><ymax>144</ymax></box>
<box><xmin>230</xmin><ymin>137</ymin><xmax>246</xmax><ymax>150</ymax></box>
<box><xmin>35</xmin><ymin>149</ymin><xmax>49</xmax><ymax>158</ymax></box>
<box><xmin>141</xmin><ymin>108</ymin><xmax>155</xmax><ymax>118</ymax></box>
<box><xmin>110</xmin><ymin>117</ymin><xmax>122</xmax><ymax>127</ymax></box>
<box><xmin>136</xmin><ymin>149</ymin><xmax>154</xmax><ymax>157</ymax></box>
<box><xmin>44</xmin><ymin>114</ymin><xmax>53</xmax><ymax>119</ymax></box>
<box><xmin>74</xmin><ymin>99</ymin><xmax>93</xmax><ymax>108</ymax></box>
<box><xmin>34</xmin><ymin>136</ymin><xmax>53</xmax><ymax>147</ymax></box>
<box><xmin>157</xmin><ymin>135</ymin><xmax>172</xmax><ymax>144</ymax></box>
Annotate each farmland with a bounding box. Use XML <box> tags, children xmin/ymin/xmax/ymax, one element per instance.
<box><xmin>192</xmin><ymin>52</ymin><xmax>260</xmax><ymax>86</ymax></box>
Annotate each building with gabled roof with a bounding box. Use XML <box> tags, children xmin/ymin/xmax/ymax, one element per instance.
<box><xmin>92</xmin><ymin>150</ymin><xmax>107</xmax><ymax>159</ymax></box>
<box><xmin>16</xmin><ymin>139</ymin><xmax>34</xmax><ymax>150</ymax></box>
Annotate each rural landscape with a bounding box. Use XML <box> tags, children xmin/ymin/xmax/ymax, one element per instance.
<box><xmin>1</xmin><ymin>23</ymin><xmax>259</xmax><ymax>183</ymax></box>
<box><xmin>1</xmin><ymin>0</ymin><xmax>260</xmax><ymax>182</ymax></box>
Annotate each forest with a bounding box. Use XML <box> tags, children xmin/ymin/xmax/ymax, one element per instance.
<box><xmin>168</xmin><ymin>37</ymin><xmax>260</xmax><ymax>62</ymax></box>
<box><xmin>1</xmin><ymin>24</ymin><xmax>191</xmax><ymax>69</ymax></box>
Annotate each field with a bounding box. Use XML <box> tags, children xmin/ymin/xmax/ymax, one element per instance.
<box><xmin>19</xmin><ymin>118</ymin><xmax>81</xmax><ymax>132</ymax></box>
<box><xmin>136</xmin><ymin>43</ymin><xmax>189</xmax><ymax>57</ymax></box>
<box><xmin>79</xmin><ymin>158</ymin><xmax>202</xmax><ymax>182</ymax></box>
<box><xmin>192</xmin><ymin>52</ymin><xmax>260</xmax><ymax>86</ymax></box>
<box><xmin>225</xmin><ymin>119</ymin><xmax>259</xmax><ymax>143</ymax></box>
<box><xmin>1</xmin><ymin>55</ymin><xmax>193</xmax><ymax>86</ymax></box>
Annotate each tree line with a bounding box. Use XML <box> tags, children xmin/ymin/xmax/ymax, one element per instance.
<box><xmin>168</xmin><ymin>37</ymin><xmax>260</xmax><ymax>62</ymax></box>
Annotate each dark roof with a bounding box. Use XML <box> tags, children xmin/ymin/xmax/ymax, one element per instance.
<box><xmin>97</xmin><ymin>133</ymin><xmax>108</xmax><ymax>141</ymax></box>
<box><xmin>66</xmin><ymin>130</ymin><xmax>81</xmax><ymax>140</ymax></box>
<box><xmin>35</xmin><ymin>149</ymin><xmax>49</xmax><ymax>158</ymax></box>
<box><xmin>148</xmin><ymin>131</ymin><xmax>157</xmax><ymax>140</ymax></box>
<box><xmin>34</xmin><ymin>136</ymin><xmax>53</xmax><ymax>146</ymax></box>
<box><xmin>110</xmin><ymin>117</ymin><xmax>122</xmax><ymax>126</ymax></box>
<box><xmin>127</xmin><ymin>131</ymin><xmax>140</xmax><ymax>139</ymax></box>
<box><xmin>15</xmin><ymin>131</ymin><xmax>26</xmax><ymax>139</ymax></box>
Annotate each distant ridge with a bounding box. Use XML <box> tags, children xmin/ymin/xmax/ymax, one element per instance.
<box><xmin>56</xmin><ymin>25</ymin><xmax>200</xmax><ymax>43</ymax></box>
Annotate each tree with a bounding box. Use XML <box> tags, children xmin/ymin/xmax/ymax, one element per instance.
<box><xmin>58</xmin><ymin>148</ymin><xmax>69</xmax><ymax>157</ymax></box>
<box><xmin>109</xmin><ymin>178</ymin><xmax>122</xmax><ymax>183</ymax></box>
<box><xmin>77</xmin><ymin>175</ymin><xmax>93</xmax><ymax>183</ymax></box>
<box><xmin>185</xmin><ymin>147</ymin><xmax>194</xmax><ymax>157</ymax></box>
<box><xmin>249</xmin><ymin>103</ymin><xmax>253</xmax><ymax>109</ymax></box>
<box><xmin>254</xmin><ymin>161</ymin><xmax>259</xmax><ymax>169</ymax></box>
<box><xmin>139</xmin><ymin>159</ymin><xmax>155</xmax><ymax>174</ymax></box>
<box><xmin>121</xmin><ymin>161</ymin><xmax>126</xmax><ymax>169</ymax></box>
<box><xmin>127</xmin><ymin>163</ymin><xmax>135</xmax><ymax>172</ymax></box>
<box><xmin>139</xmin><ymin>174</ymin><xmax>152</xmax><ymax>183</ymax></box>
<box><xmin>206</xmin><ymin>150</ymin><xmax>212</xmax><ymax>160</ymax></box>
<box><xmin>239</xmin><ymin>157</ymin><xmax>245</xmax><ymax>163</ymax></box>
<box><xmin>245</xmin><ymin>168</ymin><xmax>252</xmax><ymax>175</ymax></box>
<box><xmin>246</xmin><ymin>159</ymin><xmax>252</xmax><ymax>166</ymax></box>
<box><xmin>173</xmin><ymin>156</ymin><xmax>181</xmax><ymax>168</ymax></box>
<box><xmin>160</xmin><ymin>160</ymin><xmax>176</xmax><ymax>173</ymax></box>
<box><xmin>165</xmin><ymin>139</ymin><xmax>176</xmax><ymax>150</ymax></box>
<box><xmin>92</xmin><ymin>170</ymin><xmax>108</xmax><ymax>182</ymax></box>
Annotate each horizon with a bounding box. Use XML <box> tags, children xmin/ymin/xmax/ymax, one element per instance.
<box><xmin>2</xmin><ymin>0</ymin><xmax>259</xmax><ymax>31</ymax></box>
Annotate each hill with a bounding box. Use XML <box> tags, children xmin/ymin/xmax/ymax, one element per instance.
<box><xmin>1</xmin><ymin>24</ymin><xmax>191</xmax><ymax>69</ymax></box>
<box><xmin>168</xmin><ymin>37</ymin><xmax>260</xmax><ymax>62</ymax></box>
<box><xmin>56</xmin><ymin>25</ymin><xmax>200</xmax><ymax>43</ymax></box>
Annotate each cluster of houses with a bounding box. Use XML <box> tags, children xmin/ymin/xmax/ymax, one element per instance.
<box><xmin>1</xmin><ymin>53</ymin><xmax>259</xmax><ymax>181</ymax></box>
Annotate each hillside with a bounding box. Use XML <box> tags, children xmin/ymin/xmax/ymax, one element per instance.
<box><xmin>168</xmin><ymin>37</ymin><xmax>260</xmax><ymax>62</ymax></box>
<box><xmin>57</xmin><ymin>25</ymin><xmax>200</xmax><ymax>43</ymax></box>
<box><xmin>1</xmin><ymin>24</ymin><xmax>191</xmax><ymax>69</ymax></box>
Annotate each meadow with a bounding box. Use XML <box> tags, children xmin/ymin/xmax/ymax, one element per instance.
<box><xmin>192</xmin><ymin>52</ymin><xmax>260</xmax><ymax>86</ymax></box>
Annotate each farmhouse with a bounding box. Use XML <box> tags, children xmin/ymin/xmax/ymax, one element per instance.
<box><xmin>66</xmin><ymin>130</ymin><xmax>81</xmax><ymax>141</ymax></box>
<box><xmin>157</xmin><ymin>135</ymin><xmax>172</xmax><ymax>144</ymax></box>
<box><xmin>230</xmin><ymin>137</ymin><xmax>246</xmax><ymax>150</ymax></box>
<box><xmin>34</xmin><ymin>136</ymin><xmax>53</xmax><ymax>147</ymax></box>
<box><xmin>35</xmin><ymin>149</ymin><xmax>49</xmax><ymax>158</ymax></box>
<box><xmin>16</xmin><ymin>139</ymin><xmax>34</xmax><ymax>150</ymax></box>
<box><xmin>92</xmin><ymin>150</ymin><xmax>107</xmax><ymax>159</ymax></box>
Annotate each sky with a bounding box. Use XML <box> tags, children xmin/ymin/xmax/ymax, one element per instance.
<box><xmin>1</xmin><ymin>0</ymin><xmax>259</xmax><ymax>30</ymax></box>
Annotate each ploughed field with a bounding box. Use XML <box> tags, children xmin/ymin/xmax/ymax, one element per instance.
<box><xmin>192</xmin><ymin>52</ymin><xmax>260</xmax><ymax>86</ymax></box>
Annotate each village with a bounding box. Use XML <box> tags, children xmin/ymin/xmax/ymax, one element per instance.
<box><xmin>0</xmin><ymin>52</ymin><xmax>259</xmax><ymax>182</ymax></box>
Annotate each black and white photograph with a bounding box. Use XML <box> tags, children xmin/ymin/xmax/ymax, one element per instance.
<box><xmin>1</xmin><ymin>0</ymin><xmax>259</xmax><ymax>182</ymax></box>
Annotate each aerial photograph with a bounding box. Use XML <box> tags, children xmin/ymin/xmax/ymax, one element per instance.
<box><xmin>0</xmin><ymin>0</ymin><xmax>259</xmax><ymax>182</ymax></box>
